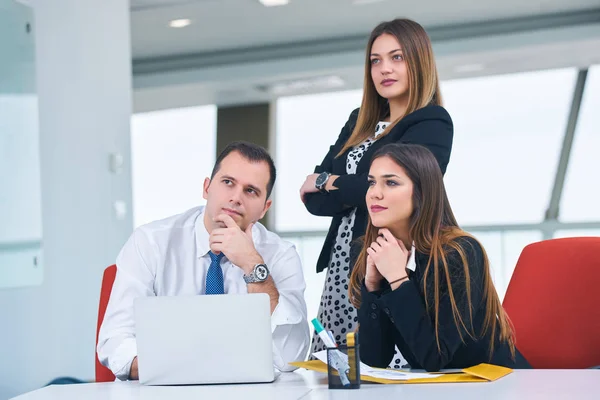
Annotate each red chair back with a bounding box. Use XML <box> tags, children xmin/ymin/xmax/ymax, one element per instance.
<box><xmin>95</xmin><ymin>265</ymin><xmax>117</xmax><ymax>382</ymax></box>
<box><xmin>503</xmin><ymin>237</ymin><xmax>600</xmax><ymax>368</ymax></box>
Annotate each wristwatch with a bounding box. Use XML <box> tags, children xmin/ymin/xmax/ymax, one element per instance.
<box><xmin>243</xmin><ymin>263</ymin><xmax>270</xmax><ymax>284</ymax></box>
<box><xmin>315</xmin><ymin>172</ymin><xmax>331</xmax><ymax>192</ymax></box>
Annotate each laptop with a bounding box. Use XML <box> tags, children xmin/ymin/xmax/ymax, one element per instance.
<box><xmin>134</xmin><ymin>293</ymin><xmax>275</xmax><ymax>385</ymax></box>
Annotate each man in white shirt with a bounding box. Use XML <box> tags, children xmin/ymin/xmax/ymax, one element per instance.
<box><xmin>97</xmin><ymin>141</ymin><xmax>310</xmax><ymax>380</ymax></box>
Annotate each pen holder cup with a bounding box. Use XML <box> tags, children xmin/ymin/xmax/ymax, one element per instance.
<box><xmin>326</xmin><ymin>345</ymin><xmax>361</xmax><ymax>389</ymax></box>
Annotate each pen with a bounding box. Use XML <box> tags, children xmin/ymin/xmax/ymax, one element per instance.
<box><xmin>311</xmin><ymin>318</ymin><xmax>351</xmax><ymax>386</ymax></box>
<box><xmin>327</xmin><ymin>330</ymin><xmax>336</xmax><ymax>345</ymax></box>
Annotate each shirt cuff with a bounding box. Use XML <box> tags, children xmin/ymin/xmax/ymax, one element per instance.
<box><xmin>270</xmin><ymin>295</ymin><xmax>302</xmax><ymax>331</ymax></box>
<box><xmin>109</xmin><ymin>338</ymin><xmax>138</xmax><ymax>381</ymax></box>
<box><xmin>270</xmin><ymin>295</ymin><xmax>308</xmax><ymax>372</ymax></box>
<box><xmin>361</xmin><ymin>281</ymin><xmax>387</xmax><ymax>299</ymax></box>
<box><xmin>379</xmin><ymin>279</ymin><xmax>415</xmax><ymax>304</ymax></box>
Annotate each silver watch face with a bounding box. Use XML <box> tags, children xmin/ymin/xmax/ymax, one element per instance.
<box><xmin>255</xmin><ymin>264</ymin><xmax>269</xmax><ymax>281</ymax></box>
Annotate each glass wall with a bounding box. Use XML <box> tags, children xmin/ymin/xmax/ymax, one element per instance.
<box><xmin>442</xmin><ymin>68</ymin><xmax>577</xmax><ymax>225</ymax></box>
<box><xmin>0</xmin><ymin>0</ymin><xmax>42</xmax><ymax>289</ymax></box>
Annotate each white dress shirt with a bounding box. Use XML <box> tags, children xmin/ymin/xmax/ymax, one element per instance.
<box><xmin>407</xmin><ymin>243</ymin><xmax>417</xmax><ymax>272</ymax></box>
<box><xmin>97</xmin><ymin>206</ymin><xmax>310</xmax><ymax>380</ymax></box>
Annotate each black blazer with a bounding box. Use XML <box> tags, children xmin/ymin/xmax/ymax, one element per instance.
<box><xmin>304</xmin><ymin>105</ymin><xmax>453</xmax><ymax>273</ymax></box>
<box><xmin>357</xmin><ymin>236</ymin><xmax>531</xmax><ymax>372</ymax></box>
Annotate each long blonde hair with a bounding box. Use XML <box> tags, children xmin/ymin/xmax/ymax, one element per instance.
<box><xmin>338</xmin><ymin>18</ymin><xmax>442</xmax><ymax>156</ymax></box>
<box><xmin>349</xmin><ymin>144</ymin><xmax>515</xmax><ymax>359</ymax></box>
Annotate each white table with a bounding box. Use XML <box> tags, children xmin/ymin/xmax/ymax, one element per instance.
<box><xmin>11</xmin><ymin>369</ymin><xmax>599</xmax><ymax>400</ymax></box>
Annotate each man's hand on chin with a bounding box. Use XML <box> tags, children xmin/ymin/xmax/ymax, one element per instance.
<box><xmin>208</xmin><ymin>213</ymin><xmax>262</xmax><ymax>273</ymax></box>
<box><xmin>209</xmin><ymin>214</ymin><xmax>280</xmax><ymax>313</ymax></box>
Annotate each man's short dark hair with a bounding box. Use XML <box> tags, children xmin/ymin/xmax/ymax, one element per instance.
<box><xmin>210</xmin><ymin>141</ymin><xmax>277</xmax><ymax>198</ymax></box>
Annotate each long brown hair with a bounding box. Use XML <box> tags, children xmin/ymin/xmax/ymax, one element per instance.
<box><xmin>338</xmin><ymin>18</ymin><xmax>442</xmax><ymax>156</ymax></box>
<box><xmin>349</xmin><ymin>144</ymin><xmax>515</xmax><ymax>359</ymax></box>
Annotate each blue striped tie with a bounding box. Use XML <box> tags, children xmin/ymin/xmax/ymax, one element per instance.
<box><xmin>205</xmin><ymin>251</ymin><xmax>225</xmax><ymax>295</ymax></box>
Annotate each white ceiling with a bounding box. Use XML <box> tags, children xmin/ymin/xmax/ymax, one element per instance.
<box><xmin>128</xmin><ymin>0</ymin><xmax>600</xmax><ymax>110</ymax></box>
<box><xmin>130</xmin><ymin>0</ymin><xmax>600</xmax><ymax>59</ymax></box>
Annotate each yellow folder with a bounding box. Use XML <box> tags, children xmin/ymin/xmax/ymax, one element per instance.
<box><xmin>289</xmin><ymin>360</ymin><xmax>512</xmax><ymax>384</ymax></box>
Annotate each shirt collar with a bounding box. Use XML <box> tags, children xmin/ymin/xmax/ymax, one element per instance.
<box><xmin>406</xmin><ymin>242</ymin><xmax>417</xmax><ymax>272</ymax></box>
<box><xmin>194</xmin><ymin>206</ymin><xmax>211</xmax><ymax>258</ymax></box>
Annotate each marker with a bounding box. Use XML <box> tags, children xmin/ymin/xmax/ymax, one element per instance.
<box><xmin>311</xmin><ymin>318</ymin><xmax>350</xmax><ymax>386</ymax></box>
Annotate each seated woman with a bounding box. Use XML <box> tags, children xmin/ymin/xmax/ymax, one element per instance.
<box><xmin>349</xmin><ymin>143</ymin><xmax>531</xmax><ymax>371</ymax></box>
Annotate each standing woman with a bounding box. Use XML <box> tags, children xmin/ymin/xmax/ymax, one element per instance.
<box><xmin>299</xmin><ymin>18</ymin><xmax>454</xmax><ymax>368</ymax></box>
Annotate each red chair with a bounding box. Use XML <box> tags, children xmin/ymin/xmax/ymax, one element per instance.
<box><xmin>503</xmin><ymin>237</ymin><xmax>600</xmax><ymax>368</ymax></box>
<box><xmin>95</xmin><ymin>265</ymin><xmax>117</xmax><ymax>382</ymax></box>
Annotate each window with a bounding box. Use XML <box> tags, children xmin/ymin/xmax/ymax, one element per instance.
<box><xmin>560</xmin><ymin>65</ymin><xmax>600</xmax><ymax>222</ymax></box>
<box><xmin>131</xmin><ymin>105</ymin><xmax>217</xmax><ymax>228</ymax></box>
<box><xmin>274</xmin><ymin>89</ymin><xmax>363</xmax><ymax>232</ymax></box>
<box><xmin>442</xmin><ymin>68</ymin><xmax>578</xmax><ymax>225</ymax></box>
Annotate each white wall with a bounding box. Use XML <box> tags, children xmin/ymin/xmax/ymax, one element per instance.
<box><xmin>0</xmin><ymin>0</ymin><xmax>133</xmax><ymax>398</ymax></box>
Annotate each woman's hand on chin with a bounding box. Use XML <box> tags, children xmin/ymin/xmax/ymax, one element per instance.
<box><xmin>366</xmin><ymin>228</ymin><xmax>410</xmax><ymax>284</ymax></box>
